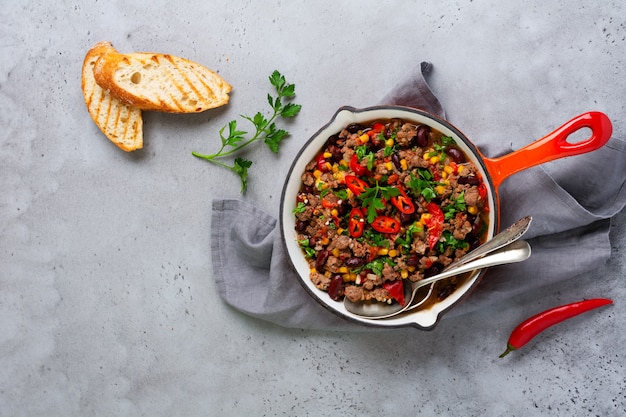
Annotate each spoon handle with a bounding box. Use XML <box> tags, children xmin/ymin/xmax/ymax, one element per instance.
<box><xmin>412</xmin><ymin>239</ymin><xmax>532</xmax><ymax>289</ymax></box>
<box><xmin>445</xmin><ymin>216</ymin><xmax>532</xmax><ymax>271</ymax></box>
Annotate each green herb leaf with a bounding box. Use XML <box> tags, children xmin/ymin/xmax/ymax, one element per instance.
<box><xmin>233</xmin><ymin>158</ymin><xmax>252</xmax><ymax>193</ymax></box>
<box><xmin>192</xmin><ymin>70</ymin><xmax>301</xmax><ymax>193</ymax></box>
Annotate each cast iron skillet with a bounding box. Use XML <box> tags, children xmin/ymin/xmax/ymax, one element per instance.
<box><xmin>280</xmin><ymin>106</ymin><xmax>612</xmax><ymax>329</ymax></box>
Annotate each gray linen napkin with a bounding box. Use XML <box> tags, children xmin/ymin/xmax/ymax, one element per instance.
<box><xmin>211</xmin><ymin>62</ymin><xmax>626</xmax><ymax>330</ymax></box>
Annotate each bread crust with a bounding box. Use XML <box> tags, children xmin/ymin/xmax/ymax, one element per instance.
<box><xmin>92</xmin><ymin>50</ymin><xmax>232</xmax><ymax>113</ymax></box>
<box><xmin>81</xmin><ymin>42</ymin><xmax>143</xmax><ymax>151</ymax></box>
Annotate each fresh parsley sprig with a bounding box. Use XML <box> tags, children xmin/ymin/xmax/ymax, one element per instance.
<box><xmin>358</xmin><ymin>182</ymin><xmax>400</xmax><ymax>223</ymax></box>
<box><xmin>192</xmin><ymin>70</ymin><xmax>302</xmax><ymax>193</ymax></box>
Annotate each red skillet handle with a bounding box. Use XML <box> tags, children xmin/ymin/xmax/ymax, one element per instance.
<box><xmin>481</xmin><ymin>112</ymin><xmax>612</xmax><ymax>189</ymax></box>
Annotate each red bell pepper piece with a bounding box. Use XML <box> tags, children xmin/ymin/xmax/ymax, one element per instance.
<box><xmin>371</xmin><ymin>216</ymin><xmax>401</xmax><ymax>234</ymax></box>
<box><xmin>348</xmin><ymin>208</ymin><xmax>365</xmax><ymax>238</ymax></box>
<box><xmin>350</xmin><ymin>154</ymin><xmax>370</xmax><ymax>177</ymax></box>
<box><xmin>367</xmin><ymin>122</ymin><xmax>385</xmax><ymax>138</ymax></box>
<box><xmin>390</xmin><ymin>186</ymin><xmax>415</xmax><ymax>214</ymax></box>
<box><xmin>424</xmin><ymin>202</ymin><xmax>444</xmax><ymax>250</ymax></box>
<box><xmin>345</xmin><ymin>175</ymin><xmax>368</xmax><ymax>196</ymax></box>
<box><xmin>383</xmin><ymin>280</ymin><xmax>405</xmax><ymax>306</ymax></box>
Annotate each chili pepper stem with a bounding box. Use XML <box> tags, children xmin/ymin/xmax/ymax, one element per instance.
<box><xmin>499</xmin><ymin>343</ymin><xmax>516</xmax><ymax>359</ymax></box>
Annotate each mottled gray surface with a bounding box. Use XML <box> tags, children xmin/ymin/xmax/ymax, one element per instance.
<box><xmin>1</xmin><ymin>1</ymin><xmax>625</xmax><ymax>416</ymax></box>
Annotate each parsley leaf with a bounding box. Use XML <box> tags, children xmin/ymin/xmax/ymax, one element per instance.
<box><xmin>408</xmin><ymin>169</ymin><xmax>439</xmax><ymax>202</ymax></box>
<box><xmin>192</xmin><ymin>70</ymin><xmax>302</xmax><ymax>193</ymax></box>
<box><xmin>358</xmin><ymin>182</ymin><xmax>400</xmax><ymax>223</ymax></box>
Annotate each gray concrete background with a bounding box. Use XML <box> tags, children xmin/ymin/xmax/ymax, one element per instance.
<box><xmin>1</xmin><ymin>1</ymin><xmax>625</xmax><ymax>416</ymax></box>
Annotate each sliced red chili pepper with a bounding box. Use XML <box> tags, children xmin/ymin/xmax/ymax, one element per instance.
<box><xmin>345</xmin><ymin>175</ymin><xmax>368</xmax><ymax>196</ymax></box>
<box><xmin>390</xmin><ymin>186</ymin><xmax>415</xmax><ymax>214</ymax></box>
<box><xmin>424</xmin><ymin>202</ymin><xmax>444</xmax><ymax>250</ymax></box>
<box><xmin>348</xmin><ymin>208</ymin><xmax>365</xmax><ymax>238</ymax></box>
<box><xmin>350</xmin><ymin>154</ymin><xmax>370</xmax><ymax>177</ymax></box>
<box><xmin>371</xmin><ymin>216</ymin><xmax>401</xmax><ymax>234</ymax></box>
<box><xmin>382</xmin><ymin>280</ymin><xmax>405</xmax><ymax>306</ymax></box>
<box><xmin>316</xmin><ymin>153</ymin><xmax>331</xmax><ymax>172</ymax></box>
<box><xmin>499</xmin><ymin>298</ymin><xmax>613</xmax><ymax>358</ymax></box>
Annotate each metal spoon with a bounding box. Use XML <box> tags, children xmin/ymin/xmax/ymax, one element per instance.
<box><xmin>344</xmin><ymin>239</ymin><xmax>531</xmax><ymax>319</ymax></box>
<box><xmin>343</xmin><ymin>216</ymin><xmax>533</xmax><ymax>319</ymax></box>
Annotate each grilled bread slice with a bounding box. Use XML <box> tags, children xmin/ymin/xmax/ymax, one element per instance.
<box><xmin>92</xmin><ymin>49</ymin><xmax>232</xmax><ymax>113</ymax></box>
<box><xmin>81</xmin><ymin>42</ymin><xmax>143</xmax><ymax>151</ymax></box>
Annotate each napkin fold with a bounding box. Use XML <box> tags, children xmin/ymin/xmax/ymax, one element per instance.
<box><xmin>211</xmin><ymin>62</ymin><xmax>626</xmax><ymax>330</ymax></box>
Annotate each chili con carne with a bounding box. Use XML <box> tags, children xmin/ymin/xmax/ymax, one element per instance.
<box><xmin>499</xmin><ymin>298</ymin><xmax>613</xmax><ymax>358</ymax></box>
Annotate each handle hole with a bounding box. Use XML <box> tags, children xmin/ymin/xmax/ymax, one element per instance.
<box><xmin>566</xmin><ymin>127</ymin><xmax>592</xmax><ymax>144</ymax></box>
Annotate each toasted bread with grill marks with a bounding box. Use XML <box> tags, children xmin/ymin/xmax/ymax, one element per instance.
<box><xmin>81</xmin><ymin>42</ymin><xmax>143</xmax><ymax>151</ymax></box>
<box><xmin>92</xmin><ymin>49</ymin><xmax>232</xmax><ymax>113</ymax></box>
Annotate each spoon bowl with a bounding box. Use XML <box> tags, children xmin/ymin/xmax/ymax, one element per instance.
<box><xmin>344</xmin><ymin>239</ymin><xmax>532</xmax><ymax>319</ymax></box>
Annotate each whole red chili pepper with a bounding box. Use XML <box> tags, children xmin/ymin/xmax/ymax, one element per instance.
<box><xmin>499</xmin><ymin>298</ymin><xmax>613</xmax><ymax>358</ymax></box>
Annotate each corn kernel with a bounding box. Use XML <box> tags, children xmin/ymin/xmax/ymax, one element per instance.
<box><xmin>443</xmin><ymin>179</ymin><xmax>450</xmax><ymax>185</ymax></box>
<box><xmin>313</xmin><ymin>169</ymin><xmax>322</xmax><ymax>179</ymax></box>
<box><xmin>332</xmin><ymin>248</ymin><xmax>340</xmax><ymax>257</ymax></box>
<box><xmin>400</xmin><ymin>270</ymin><xmax>409</xmax><ymax>279</ymax></box>
<box><xmin>444</xmin><ymin>165</ymin><xmax>455</xmax><ymax>175</ymax></box>
<box><xmin>377</xmin><ymin>248</ymin><xmax>389</xmax><ymax>256</ymax></box>
<box><xmin>310</xmin><ymin>267</ymin><xmax>318</xmax><ymax>274</ymax></box>
<box><xmin>331</xmin><ymin>208</ymin><xmax>339</xmax><ymax>217</ymax></box>
<box><xmin>385</xmin><ymin>161</ymin><xmax>394</xmax><ymax>171</ymax></box>
<box><xmin>423</xmin><ymin>152</ymin><xmax>431</xmax><ymax>160</ymax></box>
<box><xmin>430</xmin><ymin>155</ymin><xmax>440</xmax><ymax>164</ymax></box>
<box><xmin>457</xmin><ymin>165</ymin><xmax>465</xmax><ymax>173</ymax></box>
<box><xmin>320</xmin><ymin>236</ymin><xmax>330</xmax><ymax>245</ymax></box>
<box><xmin>338</xmin><ymin>266</ymin><xmax>348</xmax><ymax>274</ymax></box>
<box><xmin>336</xmin><ymin>227</ymin><xmax>345</xmax><ymax>235</ymax></box>
<box><xmin>388</xmin><ymin>249</ymin><xmax>398</xmax><ymax>258</ymax></box>
<box><xmin>408</xmin><ymin>266</ymin><xmax>416</xmax><ymax>272</ymax></box>
<box><xmin>400</xmin><ymin>159</ymin><xmax>408</xmax><ymax>170</ymax></box>
<box><xmin>441</xmin><ymin>171</ymin><xmax>448</xmax><ymax>179</ymax></box>
<box><xmin>345</xmin><ymin>274</ymin><xmax>356</xmax><ymax>282</ymax></box>
<box><xmin>340</xmin><ymin>159</ymin><xmax>349</xmax><ymax>167</ymax></box>
<box><xmin>386</xmin><ymin>138</ymin><xmax>394</xmax><ymax>147</ymax></box>
<box><xmin>323</xmin><ymin>151</ymin><xmax>332</xmax><ymax>159</ymax></box>
<box><xmin>359</xmin><ymin>133</ymin><xmax>369</xmax><ymax>143</ymax></box>
<box><xmin>436</xmin><ymin>185</ymin><xmax>446</xmax><ymax>195</ymax></box>
<box><xmin>468</xmin><ymin>205</ymin><xmax>479</xmax><ymax>215</ymax></box>
<box><xmin>420</xmin><ymin>213</ymin><xmax>431</xmax><ymax>223</ymax></box>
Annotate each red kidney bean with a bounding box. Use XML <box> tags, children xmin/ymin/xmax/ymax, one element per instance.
<box><xmin>346</xmin><ymin>123</ymin><xmax>365</xmax><ymax>134</ymax></box>
<box><xmin>391</xmin><ymin>153</ymin><xmax>402</xmax><ymax>170</ymax></box>
<box><xmin>458</xmin><ymin>175</ymin><xmax>479</xmax><ymax>186</ymax></box>
<box><xmin>406</xmin><ymin>254</ymin><xmax>420</xmax><ymax>266</ymax></box>
<box><xmin>329</xmin><ymin>144</ymin><xmax>343</xmax><ymax>162</ymax></box>
<box><xmin>416</xmin><ymin>125</ymin><xmax>431</xmax><ymax>147</ymax></box>
<box><xmin>328</xmin><ymin>275</ymin><xmax>344</xmax><ymax>301</ymax></box>
<box><xmin>316</xmin><ymin>249</ymin><xmax>330</xmax><ymax>270</ymax></box>
<box><xmin>295</xmin><ymin>220</ymin><xmax>307</xmax><ymax>232</ymax></box>
<box><xmin>345</xmin><ymin>257</ymin><xmax>366</xmax><ymax>268</ymax></box>
<box><xmin>447</xmin><ymin>146</ymin><xmax>466</xmax><ymax>163</ymax></box>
